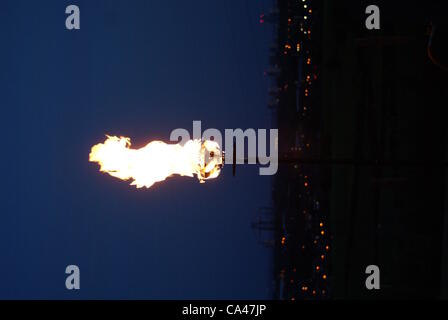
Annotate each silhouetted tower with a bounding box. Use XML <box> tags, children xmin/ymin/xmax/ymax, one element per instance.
<box><xmin>251</xmin><ymin>207</ymin><xmax>276</xmax><ymax>248</ymax></box>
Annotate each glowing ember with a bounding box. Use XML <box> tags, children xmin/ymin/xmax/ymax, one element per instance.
<box><xmin>89</xmin><ymin>135</ymin><xmax>223</xmax><ymax>188</ymax></box>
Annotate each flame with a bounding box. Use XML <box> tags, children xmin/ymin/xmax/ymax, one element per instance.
<box><xmin>89</xmin><ymin>135</ymin><xmax>223</xmax><ymax>188</ymax></box>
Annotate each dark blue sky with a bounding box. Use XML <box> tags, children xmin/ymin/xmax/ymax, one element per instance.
<box><xmin>0</xmin><ymin>0</ymin><xmax>275</xmax><ymax>298</ymax></box>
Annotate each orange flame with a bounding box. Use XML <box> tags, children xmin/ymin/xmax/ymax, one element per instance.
<box><xmin>89</xmin><ymin>135</ymin><xmax>223</xmax><ymax>188</ymax></box>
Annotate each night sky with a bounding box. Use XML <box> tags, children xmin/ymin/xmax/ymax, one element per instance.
<box><xmin>0</xmin><ymin>0</ymin><xmax>275</xmax><ymax>298</ymax></box>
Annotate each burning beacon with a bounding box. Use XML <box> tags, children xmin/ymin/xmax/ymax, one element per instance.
<box><xmin>197</xmin><ymin>140</ymin><xmax>224</xmax><ymax>182</ymax></box>
<box><xmin>89</xmin><ymin>135</ymin><xmax>224</xmax><ymax>188</ymax></box>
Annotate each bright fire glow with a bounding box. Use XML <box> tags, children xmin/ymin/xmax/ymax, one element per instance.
<box><xmin>89</xmin><ymin>135</ymin><xmax>223</xmax><ymax>188</ymax></box>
